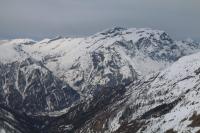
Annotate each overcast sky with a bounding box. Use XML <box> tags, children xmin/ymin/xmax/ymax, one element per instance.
<box><xmin>0</xmin><ymin>0</ymin><xmax>200</xmax><ymax>40</ymax></box>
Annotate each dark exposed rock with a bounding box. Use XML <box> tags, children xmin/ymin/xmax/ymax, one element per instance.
<box><xmin>195</xmin><ymin>68</ymin><xmax>200</xmax><ymax>75</ymax></box>
<box><xmin>188</xmin><ymin>111</ymin><xmax>200</xmax><ymax>127</ymax></box>
<box><xmin>115</xmin><ymin>120</ymin><xmax>145</xmax><ymax>133</ymax></box>
<box><xmin>165</xmin><ymin>129</ymin><xmax>177</xmax><ymax>133</ymax></box>
<box><xmin>141</xmin><ymin>98</ymin><xmax>182</xmax><ymax>119</ymax></box>
<box><xmin>0</xmin><ymin>58</ymin><xmax>80</xmax><ymax>114</ymax></box>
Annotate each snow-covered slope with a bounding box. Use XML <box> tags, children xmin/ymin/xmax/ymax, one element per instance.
<box><xmin>0</xmin><ymin>39</ymin><xmax>35</xmax><ymax>63</ymax></box>
<box><xmin>134</xmin><ymin>51</ymin><xmax>200</xmax><ymax>133</ymax></box>
<box><xmin>96</xmin><ymin>50</ymin><xmax>200</xmax><ymax>133</ymax></box>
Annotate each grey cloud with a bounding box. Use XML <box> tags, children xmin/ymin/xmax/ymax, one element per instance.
<box><xmin>0</xmin><ymin>0</ymin><xmax>200</xmax><ymax>40</ymax></box>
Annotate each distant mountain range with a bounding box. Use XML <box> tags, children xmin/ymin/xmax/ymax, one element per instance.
<box><xmin>0</xmin><ymin>27</ymin><xmax>200</xmax><ymax>133</ymax></box>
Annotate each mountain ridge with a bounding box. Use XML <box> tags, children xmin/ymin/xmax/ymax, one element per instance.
<box><xmin>0</xmin><ymin>27</ymin><xmax>200</xmax><ymax>133</ymax></box>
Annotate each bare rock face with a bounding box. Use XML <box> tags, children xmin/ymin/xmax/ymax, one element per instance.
<box><xmin>0</xmin><ymin>58</ymin><xmax>80</xmax><ymax>114</ymax></box>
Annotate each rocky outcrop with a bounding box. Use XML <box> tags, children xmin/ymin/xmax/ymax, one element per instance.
<box><xmin>0</xmin><ymin>58</ymin><xmax>80</xmax><ymax>114</ymax></box>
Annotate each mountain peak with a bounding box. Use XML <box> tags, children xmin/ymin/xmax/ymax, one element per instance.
<box><xmin>10</xmin><ymin>39</ymin><xmax>36</xmax><ymax>45</ymax></box>
<box><xmin>98</xmin><ymin>26</ymin><xmax>126</xmax><ymax>36</ymax></box>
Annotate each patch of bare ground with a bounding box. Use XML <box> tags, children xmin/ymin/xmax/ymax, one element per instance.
<box><xmin>188</xmin><ymin>111</ymin><xmax>200</xmax><ymax>127</ymax></box>
<box><xmin>165</xmin><ymin>129</ymin><xmax>177</xmax><ymax>133</ymax></box>
<box><xmin>114</xmin><ymin>120</ymin><xmax>145</xmax><ymax>133</ymax></box>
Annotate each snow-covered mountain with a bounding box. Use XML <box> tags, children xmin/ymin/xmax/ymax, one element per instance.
<box><xmin>0</xmin><ymin>27</ymin><xmax>200</xmax><ymax>133</ymax></box>
<box><xmin>0</xmin><ymin>58</ymin><xmax>80</xmax><ymax>114</ymax></box>
<box><xmin>1</xmin><ymin>27</ymin><xmax>199</xmax><ymax>97</ymax></box>
<box><xmin>97</xmin><ymin>51</ymin><xmax>200</xmax><ymax>133</ymax></box>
